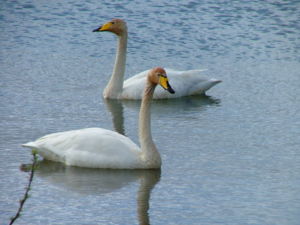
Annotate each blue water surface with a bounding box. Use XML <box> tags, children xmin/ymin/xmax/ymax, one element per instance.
<box><xmin>1</xmin><ymin>0</ymin><xmax>300</xmax><ymax>224</ymax></box>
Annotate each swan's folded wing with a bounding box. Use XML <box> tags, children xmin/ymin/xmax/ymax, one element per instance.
<box><xmin>124</xmin><ymin>69</ymin><xmax>150</xmax><ymax>84</ymax></box>
<box><xmin>22</xmin><ymin>128</ymin><xmax>142</xmax><ymax>168</ymax></box>
<box><xmin>122</xmin><ymin>70</ymin><xmax>149</xmax><ymax>99</ymax></box>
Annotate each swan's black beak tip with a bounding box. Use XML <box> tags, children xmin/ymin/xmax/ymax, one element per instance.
<box><xmin>167</xmin><ymin>82</ymin><xmax>175</xmax><ymax>94</ymax></box>
<box><xmin>92</xmin><ymin>27</ymin><xmax>101</xmax><ymax>32</ymax></box>
<box><xmin>168</xmin><ymin>87</ymin><xmax>175</xmax><ymax>94</ymax></box>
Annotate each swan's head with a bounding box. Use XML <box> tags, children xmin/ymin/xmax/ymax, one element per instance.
<box><xmin>149</xmin><ymin>67</ymin><xmax>175</xmax><ymax>94</ymax></box>
<box><xmin>93</xmin><ymin>18</ymin><xmax>127</xmax><ymax>36</ymax></box>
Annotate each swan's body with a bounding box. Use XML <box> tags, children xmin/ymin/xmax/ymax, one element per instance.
<box><xmin>22</xmin><ymin>68</ymin><xmax>175</xmax><ymax>169</ymax></box>
<box><xmin>122</xmin><ymin>68</ymin><xmax>220</xmax><ymax>99</ymax></box>
<box><xmin>93</xmin><ymin>19</ymin><xmax>221</xmax><ymax>100</ymax></box>
<box><xmin>23</xmin><ymin>128</ymin><xmax>142</xmax><ymax>168</ymax></box>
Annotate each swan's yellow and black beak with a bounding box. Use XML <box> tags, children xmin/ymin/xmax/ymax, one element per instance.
<box><xmin>159</xmin><ymin>76</ymin><xmax>175</xmax><ymax>94</ymax></box>
<box><xmin>92</xmin><ymin>22</ymin><xmax>111</xmax><ymax>32</ymax></box>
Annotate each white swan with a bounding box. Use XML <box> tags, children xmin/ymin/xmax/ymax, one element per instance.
<box><xmin>93</xmin><ymin>18</ymin><xmax>221</xmax><ymax>99</ymax></box>
<box><xmin>22</xmin><ymin>67</ymin><xmax>175</xmax><ymax>169</ymax></box>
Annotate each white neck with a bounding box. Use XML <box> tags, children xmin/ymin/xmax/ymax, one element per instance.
<box><xmin>103</xmin><ymin>32</ymin><xmax>127</xmax><ymax>98</ymax></box>
<box><xmin>138</xmin><ymin>80</ymin><xmax>161</xmax><ymax>168</ymax></box>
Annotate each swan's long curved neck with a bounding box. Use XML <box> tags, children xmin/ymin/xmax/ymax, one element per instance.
<box><xmin>139</xmin><ymin>81</ymin><xmax>161</xmax><ymax>168</ymax></box>
<box><xmin>103</xmin><ymin>32</ymin><xmax>127</xmax><ymax>98</ymax></box>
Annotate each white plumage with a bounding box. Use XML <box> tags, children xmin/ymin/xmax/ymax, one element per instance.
<box><xmin>23</xmin><ymin>128</ymin><xmax>141</xmax><ymax>169</ymax></box>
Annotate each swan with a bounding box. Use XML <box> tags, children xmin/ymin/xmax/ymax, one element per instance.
<box><xmin>22</xmin><ymin>67</ymin><xmax>175</xmax><ymax>169</ymax></box>
<box><xmin>93</xmin><ymin>18</ymin><xmax>221</xmax><ymax>99</ymax></box>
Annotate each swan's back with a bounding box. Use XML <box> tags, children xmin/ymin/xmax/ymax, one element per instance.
<box><xmin>122</xmin><ymin>69</ymin><xmax>221</xmax><ymax>99</ymax></box>
<box><xmin>22</xmin><ymin>128</ymin><xmax>142</xmax><ymax>169</ymax></box>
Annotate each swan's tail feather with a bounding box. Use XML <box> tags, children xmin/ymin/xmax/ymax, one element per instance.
<box><xmin>22</xmin><ymin>142</ymin><xmax>38</xmax><ymax>149</ymax></box>
<box><xmin>191</xmin><ymin>78</ymin><xmax>222</xmax><ymax>95</ymax></box>
<box><xmin>210</xmin><ymin>78</ymin><xmax>222</xmax><ymax>84</ymax></box>
<box><xmin>204</xmin><ymin>78</ymin><xmax>222</xmax><ymax>91</ymax></box>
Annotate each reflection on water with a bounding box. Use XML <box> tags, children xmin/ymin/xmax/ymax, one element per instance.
<box><xmin>104</xmin><ymin>95</ymin><xmax>221</xmax><ymax>135</ymax></box>
<box><xmin>21</xmin><ymin>160</ymin><xmax>160</xmax><ymax>225</ymax></box>
<box><xmin>122</xmin><ymin>94</ymin><xmax>220</xmax><ymax>112</ymax></box>
<box><xmin>104</xmin><ymin>99</ymin><xmax>125</xmax><ymax>135</ymax></box>
<box><xmin>136</xmin><ymin>169</ymin><xmax>161</xmax><ymax>225</ymax></box>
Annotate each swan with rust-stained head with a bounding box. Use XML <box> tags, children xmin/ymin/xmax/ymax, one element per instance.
<box><xmin>22</xmin><ymin>67</ymin><xmax>175</xmax><ymax>169</ymax></box>
<box><xmin>93</xmin><ymin>18</ymin><xmax>221</xmax><ymax>99</ymax></box>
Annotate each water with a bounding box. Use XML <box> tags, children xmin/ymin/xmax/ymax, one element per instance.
<box><xmin>1</xmin><ymin>0</ymin><xmax>299</xmax><ymax>224</ymax></box>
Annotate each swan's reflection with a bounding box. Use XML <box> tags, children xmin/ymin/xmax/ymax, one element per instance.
<box><xmin>123</xmin><ymin>94</ymin><xmax>221</xmax><ymax>113</ymax></box>
<box><xmin>21</xmin><ymin>160</ymin><xmax>160</xmax><ymax>225</ymax></box>
<box><xmin>104</xmin><ymin>95</ymin><xmax>220</xmax><ymax>135</ymax></box>
<box><xmin>103</xmin><ymin>98</ymin><xmax>125</xmax><ymax>135</ymax></box>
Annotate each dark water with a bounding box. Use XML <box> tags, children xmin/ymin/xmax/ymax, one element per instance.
<box><xmin>1</xmin><ymin>0</ymin><xmax>300</xmax><ymax>224</ymax></box>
